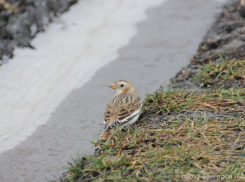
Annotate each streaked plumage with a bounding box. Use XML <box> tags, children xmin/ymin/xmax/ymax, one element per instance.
<box><xmin>99</xmin><ymin>80</ymin><xmax>141</xmax><ymax>141</ymax></box>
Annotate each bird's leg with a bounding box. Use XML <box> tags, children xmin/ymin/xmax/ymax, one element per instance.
<box><xmin>125</xmin><ymin>124</ymin><xmax>134</xmax><ymax>130</ymax></box>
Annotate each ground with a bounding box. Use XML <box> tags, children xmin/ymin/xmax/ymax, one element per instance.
<box><xmin>59</xmin><ymin>0</ymin><xmax>245</xmax><ymax>181</ymax></box>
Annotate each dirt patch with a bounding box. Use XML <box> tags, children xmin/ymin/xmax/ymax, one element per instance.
<box><xmin>171</xmin><ymin>0</ymin><xmax>245</xmax><ymax>90</ymax></box>
<box><xmin>0</xmin><ymin>0</ymin><xmax>77</xmax><ymax>63</ymax></box>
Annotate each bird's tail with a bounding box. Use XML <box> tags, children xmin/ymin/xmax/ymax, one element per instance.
<box><xmin>99</xmin><ymin>130</ymin><xmax>113</xmax><ymax>141</ymax></box>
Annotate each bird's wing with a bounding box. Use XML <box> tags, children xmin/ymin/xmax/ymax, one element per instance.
<box><xmin>104</xmin><ymin>93</ymin><xmax>141</xmax><ymax>131</ymax></box>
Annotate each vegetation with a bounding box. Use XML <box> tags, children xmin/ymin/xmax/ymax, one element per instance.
<box><xmin>64</xmin><ymin>84</ymin><xmax>245</xmax><ymax>181</ymax></box>
<box><xmin>143</xmin><ymin>87</ymin><xmax>245</xmax><ymax>115</ymax></box>
<box><xmin>194</xmin><ymin>58</ymin><xmax>245</xmax><ymax>89</ymax></box>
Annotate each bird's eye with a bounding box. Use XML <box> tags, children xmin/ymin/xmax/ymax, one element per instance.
<box><xmin>120</xmin><ymin>84</ymin><xmax>124</xmax><ymax>87</ymax></box>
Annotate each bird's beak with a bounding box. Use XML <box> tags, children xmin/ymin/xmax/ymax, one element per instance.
<box><xmin>109</xmin><ymin>84</ymin><xmax>116</xmax><ymax>89</ymax></box>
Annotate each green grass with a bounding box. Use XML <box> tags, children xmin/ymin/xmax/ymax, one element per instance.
<box><xmin>194</xmin><ymin>58</ymin><xmax>245</xmax><ymax>88</ymax></box>
<box><xmin>143</xmin><ymin>87</ymin><xmax>245</xmax><ymax>116</ymax></box>
<box><xmin>65</xmin><ymin>116</ymin><xmax>245</xmax><ymax>181</ymax></box>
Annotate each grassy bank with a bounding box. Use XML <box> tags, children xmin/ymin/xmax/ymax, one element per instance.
<box><xmin>63</xmin><ymin>59</ymin><xmax>245</xmax><ymax>181</ymax></box>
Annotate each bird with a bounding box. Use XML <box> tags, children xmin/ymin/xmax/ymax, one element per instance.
<box><xmin>99</xmin><ymin>80</ymin><xmax>142</xmax><ymax>141</ymax></box>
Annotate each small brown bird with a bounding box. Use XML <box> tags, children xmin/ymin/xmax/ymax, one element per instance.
<box><xmin>99</xmin><ymin>80</ymin><xmax>142</xmax><ymax>141</ymax></box>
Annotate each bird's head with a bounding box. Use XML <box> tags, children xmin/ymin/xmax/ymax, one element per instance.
<box><xmin>110</xmin><ymin>80</ymin><xmax>138</xmax><ymax>95</ymax></box>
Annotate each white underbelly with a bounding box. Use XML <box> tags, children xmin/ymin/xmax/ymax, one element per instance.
<box><xmin>121</xmin><ymin>113</ymin><xmax>140</xmax><ymax>127</ymax></box>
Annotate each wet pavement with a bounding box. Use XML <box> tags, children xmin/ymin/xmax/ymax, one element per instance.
<box><xmin>0</xmin><ymin>0</ymin><xmax>225</xmax><ymax>181</ymax></box>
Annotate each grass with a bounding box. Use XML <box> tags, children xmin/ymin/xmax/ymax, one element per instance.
<box><xmin>65</xmin><ymin>117</ymin><xmax>245</xmax><ymax>181</ymax></box>
<box><xmin>194</xmin><ymin>58</ymin><xmax>245</xmax><ymax>88</ymax></box>
<box><xmin>63</xmin><ymin>87</ymin><xmax>245</xmax><ymax>182</ymax></box>
<box><xmin>60</xmin><ymin>55</ymin><xmax>245</xmax><ymax>182</ymax></box>
<box><xmin>143</xmin><ymin>87</ymin><xmax>245</xmax><ymax>116</ymax></box>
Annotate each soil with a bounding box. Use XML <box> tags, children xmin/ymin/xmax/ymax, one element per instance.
<box><xmin>171</xmin><ymin>0</ymin><xmax>245</xmax><ymax>90</ymax></box>
<box><xmin>0</xmin><ymin>0</ymin><xmax>77</xmax><ymax>63</ymax></box>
